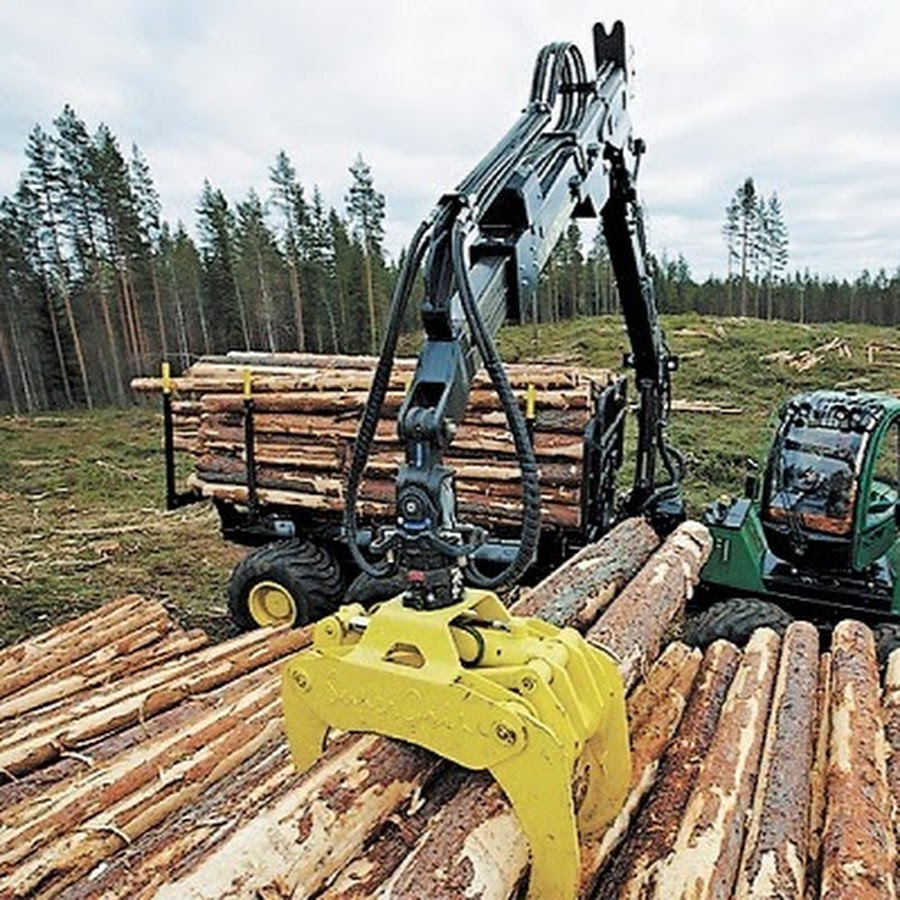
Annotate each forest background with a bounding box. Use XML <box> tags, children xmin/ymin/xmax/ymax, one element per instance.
<box><xmin>2</xmin><ymin>108</ymin><xmax>898</xmax><ymax>415</ymax></box>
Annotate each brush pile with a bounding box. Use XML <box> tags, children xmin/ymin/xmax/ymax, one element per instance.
<box><xmin>2</xmin><ymin>517</ymin><xmax>898</xmax><ymax>898</ymax></box>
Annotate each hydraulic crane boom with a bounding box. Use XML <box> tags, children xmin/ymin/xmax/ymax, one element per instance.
<box><xmin>282</xmin><ymin>22</ymin><xmax>680</xmax><ymax>899</ymax></box>
<box><xmin>342</xmin><ymin>21</ymin><xmax>683</xmax><ymax>611</ymax></box>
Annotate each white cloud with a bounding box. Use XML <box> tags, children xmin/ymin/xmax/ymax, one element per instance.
<box><xmin>2</xmin><ymin>0</ymin><xmax>900</xmax><ymax>280</ymax></box>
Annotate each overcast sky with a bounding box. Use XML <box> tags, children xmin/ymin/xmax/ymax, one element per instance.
<box><xmin>3</xmin><ymin>0</ymin><xmax>899</xmax><ymax>281</ymax></box>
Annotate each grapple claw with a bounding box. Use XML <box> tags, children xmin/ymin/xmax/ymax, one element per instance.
<box><xmin>281</xmin><ymin>589</ymin><xmax>630</xmax><ymax>900</ymax></box>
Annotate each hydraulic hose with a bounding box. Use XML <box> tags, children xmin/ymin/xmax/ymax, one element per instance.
<box><xmin>343</xmin><ymin>216</ymin><xmax>433</xmax><ymax>578</ymax></box>
<box><xmin>450</xmin><ymin>217</ymin><xmax>541</xmax><ymax>588</ymax></box>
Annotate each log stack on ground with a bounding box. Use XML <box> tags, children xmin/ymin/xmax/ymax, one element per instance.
<box><xmin>131</xmin><ymin>351</ymin><xmax>614</xmax><ymax>531</ymax></box>
<box><xmin>4</xmin><ymin>517</ymin><xmax>900</xmax><ymax>898</ymax></box>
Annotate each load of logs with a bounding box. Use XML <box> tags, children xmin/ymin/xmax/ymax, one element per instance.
<box><xmin>3</xmin><ymin>517</ymin><xmax>900</xmax><ymax>898</ymax></box>
<box><xmin>130</xmin><ymin>352</ymin><xmax>615</xmax><ymax>530</ymax></box>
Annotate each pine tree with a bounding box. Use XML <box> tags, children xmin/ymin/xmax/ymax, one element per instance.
<box><xmin>345</xmin><ymin>154</ymin><xmax>386</xmax><ymax>353</ymax></box>
<box><xmin>269</xmin><ymin>151</ymin><xmax>308</xmax><ymax>351</ymax></box>
<box><xmin>23</xmin><ymin>125</ymin><xmax>92</xmax><ymax>406</ymax></box>
<box><xmin>235</xmin><ymin>189</ymin><xmax>283</xmax><ymax>351</ymax></box>
<box><xmin>53</xmin><ymin>106</ymin><xmax>127</xmax><ymax>404</ymax></box>
<box><xmin>197</xmin><ymin>181</ymin><xmax>247</xmax><ymax>348</ymax></box>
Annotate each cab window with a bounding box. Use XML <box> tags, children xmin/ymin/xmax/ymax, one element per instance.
<box><xmin>869</xmin><ymin>421</ymin><xmax>900</xmax><ymax>514</ymax></box>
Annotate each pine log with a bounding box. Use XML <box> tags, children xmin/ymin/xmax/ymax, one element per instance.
<box><xmin>885</xmin><ymin>649</ymin><xmax>900</xmax><ymax>897</ymax></box>
<box><xmin>636</xmin><ymin>627</ymin><xmax>781</xmax><ymax>899</ymax></box>
<box><xmin>0</xmin><ymin>677</ymin><xmax>280</xmax><ymax>875</ymax></box>
<box><xmin>585</xmin><ymin>520</ymin><xmax>713</xmax><ymax>691</ymax></box>
<box><xmin>512</xmin><ymin>517</ymin><xmax>660</xmax><ymax>626</ymax></box>
<box><xmin>0</xmin><ymin>625</ymin><xmax>207</xmax><ymax>720</ymax></box>
<box><xmin>131</xmin><ymin>355</ymin><xmax>610</xmax><ymax>398</ymax></box>
<box><xmin>592</xmin><ymin>639</ymin><xmax>741</xmax><ymax>899</ymax></box>
<box><xmin>3</xmin><ymin>696</ymin><xmax>283</xmax><ymax>898</ymax></box>
<box><xmin>625</xmin><ymin>641</ymin><xmax>703</xmax><ymax>737</ymax></box>
<box><xmin>317</xmin><ymin>766</ymin><xmax>474</xmax><ymax>900</ymax></box>
<box><xmin>820</xmin><ymin>620</ymin><xmax>896</xmax><ymax>900</ymax></box>
<box><xmin>54</xmin><ymin>741</ymin><xmax>297</xmax><ymax>900</ymax></box>
<box><xmin>576</xmin><ymin>644</ymin><xmax>702</xmax><ymax>890</ymax></box>
<box><xmin>0</xmin><ymin>595</ymin><xmax>171</xmax><ymax>699</ymax></box>
<box><xmin>368</xmin><ymin>524</ymin><xmax>711</xmax><ymax>899</ymax></box>
<box><xmin>0</xmin><ymin>624</ymin><xmax>310</xmax><ymax>779</ymax></box>
<box><xmin>187</xmin><ymin>475</ymin><xmax>583</xmax><ymax>530</ymax></box>
<box><xmin>734</xmin><ymin>621</ymin><xmax>820</xmax><ymax>899</ymax></box>
<box><xmin>149</xmin><ymin>734</ymin><xmax>440</xmax><ymax>900</ymax></box>
<box><xmin>375</xmin><ymin>641</ymin><xmax>701</xmax><ymax>899</ymax></box>
<box><xmin>0</xmin><ymin>663</ymin><xmax>282</xmax><ymax>813</ymax></box>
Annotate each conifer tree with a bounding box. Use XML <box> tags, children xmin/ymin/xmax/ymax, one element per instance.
<box><xmin>345</xmin><ymin>154</ymin><xmax>386</xmax><ymax>353</ymax></box>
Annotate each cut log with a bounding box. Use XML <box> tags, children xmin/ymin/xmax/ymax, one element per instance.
<box><xmin>0</xmin><ymin>624</ymin><xmax>310</xmax><ymax>779</ymax></box>
<box><xmin>0</xmin><ymin>595</ymin><xmax>172</xmax><ymax>700</ymax></box>
<box><xmin>97</xmin><ymin>518</ymin><xmax>660</xmax><ymax>900</ymax></box>
<box><xmin>0</xmin><ymin>625</ymin><xmax>207</xmax><ymax>720</ymax></box>
<box><xmin>593</xmin><ymin>639</ymin><xmax>741</xmax><ymax>898</ymax></box>
<box><xmin>577</xmin><ymin>644</ymin><xmax>702</xmax><ymax>890</ymax></box>
<box><xmin>820</xmin><ymin>620</ymin><xmax>896</xmax><ymax>900</ymax></box>
<box><xmin>635</xmin><ymin>627</ymin><xmax>781</xmax><ymax>899</ymax></box>
<box><xmin>586</xmin><ymin>520</ymin><xmax>712</xmax><ymax>691</ymax></box>
<box><xmin>314</xmin><ymin>766</ymin><xmax>471</xmax><ymax>900</ymax></box>
<box><xmin>734</xmin><ymin>621</ymin><xmax>820</xmax><ymax>899</ymax></box>
<box><xmin>806</xmin><ymin>650</ymin><xmax>832</xmax><ymax>900</ymax></box>
<box><xmin>512</xmin><ymin>517</ymin><xmax>660</xmax><ymax>626</ymax></box>
<box><xmin>4</xmin><ymin>696</ymin><xmax>283</xmax><ymax>897</ymax></box>
<box><xmin>0</xmin><ymin>677</ymin><xmax>280</xmax><ymax>876</ymax></box>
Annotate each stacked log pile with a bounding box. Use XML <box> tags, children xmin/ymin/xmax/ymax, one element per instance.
<box><xmin>4</xmin><ymin>519</ymin><xmax>900</xmax><ymax>898</ymax></box>
<box><xmin>131</xmin><ymin>352</ymin><xmax>614</xmax><ymax>530</ymax></box>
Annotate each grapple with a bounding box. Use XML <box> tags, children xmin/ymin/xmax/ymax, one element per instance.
<box><xmin>282</xmin><ymin>588</ymin><xmax>630</xmax><ymax>899</ymax></box>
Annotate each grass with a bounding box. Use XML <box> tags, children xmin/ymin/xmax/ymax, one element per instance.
<box><xmin>2</xmin><ymin>313</ymin><xmax>899</xmax><ymax>646</ymax></box>
<box><xmin>0</xmin><ymin>407</ymin><xmax>245</xmax><ymax>646</ymax></box>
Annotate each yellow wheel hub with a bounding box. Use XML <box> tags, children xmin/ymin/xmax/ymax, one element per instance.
<box><xmin>248</xmin><ymin>580</ymin><xmax>297</xmax><ymax>626</ymax></box>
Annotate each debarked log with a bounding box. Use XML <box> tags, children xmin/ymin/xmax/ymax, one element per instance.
<box><xmin>820</xmin><ymin>620</ymin><xmax>896</xmax><ymax>900</ymax></box>
<box><xmin>634</xmin><ymin>627</ymin><xmax>781</xmax><ymax>899</ymax></box>
<box><xmin>592</xmin><ymin>639</ymin><xmax>742</xmax><ymax>899</ymax></box>
<box><xmin>733</xmin><ymin>621</ymin><xmax>820</xmax><ymax>899</ymax></box>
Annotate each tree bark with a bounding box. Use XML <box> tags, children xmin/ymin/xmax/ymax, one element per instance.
<box><xmin>593</xmin><ymin>639</ymin><xmax>741</xmax><ymax>899</ymax></box>
<box><xmin>734</xmin><ymin>621</ymin><xmax>820</xmax><ymax>899</ymax></box>
<box><xmin>632</xmin><ymin>627</ymin><xmax>781</xmax><ymax>899</ymax></box>
<box><xmin>820</xmin><ymin>621</ymin><xmax>896</xmax><ymax>900</ymax></box>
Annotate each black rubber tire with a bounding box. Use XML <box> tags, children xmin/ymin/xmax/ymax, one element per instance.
<box><xmin>684</xmin><ymin>597</ymin><xmax>794</xmax><ymax>648</ymax></box>
<box><xmin>227</xmin><ymin>539</ymin><xmax>344</xmax><ymax>630</ymax></box>
<box><xmin>874</xmin><ymin>622</ymin><xmax>900</xmax><ymax>668</ymax></box>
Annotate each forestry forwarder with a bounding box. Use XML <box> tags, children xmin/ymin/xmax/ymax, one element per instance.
<box><xmin>690</xmin><ymin>388</ymin><xmax>900</xmax><ymax>662</ymax></box>
<box><xmin>281</xmin><ymin>22</ymin><xmax>683</xmax><ymax>899</ymax></box>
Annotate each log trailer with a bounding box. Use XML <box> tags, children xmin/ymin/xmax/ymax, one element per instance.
<box><xmin>691</xmin><ymin>388</ymin><xmax>900</xmax><ymax>660</ymax></box>
<box><xmin>156</xmin><ymin>20</ymin><xmax>682</xmax><ymax>899</ymax></box>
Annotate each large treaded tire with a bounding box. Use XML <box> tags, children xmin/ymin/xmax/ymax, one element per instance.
<box><xmin>227</xmin><ymin>539</ymin><xmax>344</xmax><ymax>631</ymax></box>
<box><xmin>684</xmin><ymin>597</ymin><xmax>794</xmax><ymax>649</ymax></box>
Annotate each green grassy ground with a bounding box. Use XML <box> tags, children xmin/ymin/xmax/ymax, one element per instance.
<box><xmin>2</xmin><ymin>313</ymin><xmax>898</xmax><ymax>646</ymax></box>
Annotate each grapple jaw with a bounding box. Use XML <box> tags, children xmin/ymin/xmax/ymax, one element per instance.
<box><xmin>281</xmin><ymin>589</ymin><xmax>630</xmax><ymax>899</ymax></box>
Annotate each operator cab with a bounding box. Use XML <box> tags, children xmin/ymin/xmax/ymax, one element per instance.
<box><xmin>761</xmin><ymin>391</ymin><xmax>900</xmax><ymax>572</ymax></box>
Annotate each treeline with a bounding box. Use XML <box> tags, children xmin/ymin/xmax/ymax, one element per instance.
<box><xmin>2</xmin><ymin>110</ymin><xmax>900</xmax><ymax>414</ymax></box>
<box><xmin>0</xmin><ymin>107</ymin><xmax>394</xmax><ymax>414</ymax></box>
